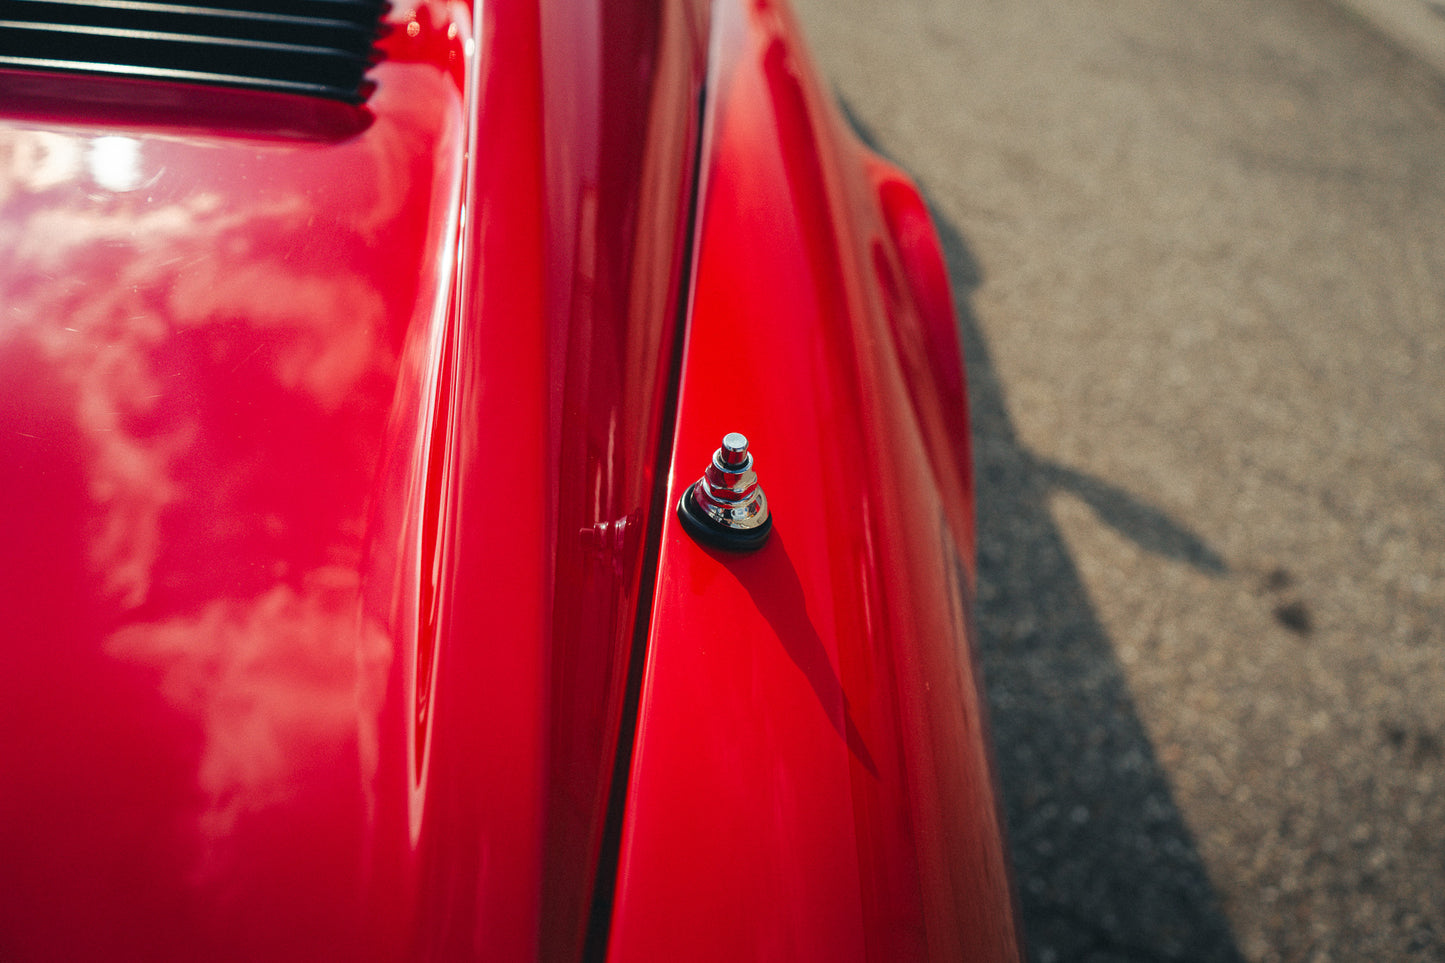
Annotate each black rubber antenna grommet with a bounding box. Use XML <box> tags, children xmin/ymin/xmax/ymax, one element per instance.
<box><xmin>676</xmin><ymin>482</ymin><xmax>772</xmax><ymax>552</ymax></box>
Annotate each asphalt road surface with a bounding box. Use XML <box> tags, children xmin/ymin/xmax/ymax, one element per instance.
<box><xmin>790</xmin><ymin>0</ymin><xmax>1445</xmax><ymax>960</ymax></box>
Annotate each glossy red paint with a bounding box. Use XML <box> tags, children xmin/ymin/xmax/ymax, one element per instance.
<box><xmin>0</xmin><ymin>0</ymin><xmax>707</xmax><ymax>958</ymax></box>
<box><xmin>0</xmin><ymin>16</ymin><xmax>470</xmax><ymax>950</ymax></box>
<box><xmin>605</xmin><ymin>1</ymin><xmax>1021</xmax><ymax>959</ymax></box>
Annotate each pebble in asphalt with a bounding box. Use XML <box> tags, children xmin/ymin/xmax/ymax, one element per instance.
<box><xmin>792</xmin><ymin>0</ymin><xmax>1445</xmax><ymax>960</ymax></box>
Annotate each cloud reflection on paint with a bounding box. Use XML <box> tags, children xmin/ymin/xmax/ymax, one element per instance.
<box><xmin>106</xmin><ymin>575</ymin><xmax>391</xmax><ymax>883</ymax></box>
<box><xmin>0</xmin><ymin>129</ymin><xmax>83</xmax><ymax>202</ymax></box>
<box><xmin>0</xmin><ymin>80</ymin><xmax>459</xmax><ymax>921</ymax></box>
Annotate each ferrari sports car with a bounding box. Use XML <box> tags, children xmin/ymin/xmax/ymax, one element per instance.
<box><xmin>0</xmin><ymin>0</ymin><xmax>1021</xmax><ymax>959</ymax></box>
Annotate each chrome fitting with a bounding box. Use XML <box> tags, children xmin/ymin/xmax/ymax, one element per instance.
<box><xmin>677</xmin><ymin>432</ymin><xmax>772</xmax><ymax>551</ymax></box>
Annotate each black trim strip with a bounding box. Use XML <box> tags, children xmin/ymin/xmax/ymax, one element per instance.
<box><xmin>0</xmin><ymin>56</ymin><xmax>357</xmax><ymax>100</ymax></box>
<box><xmin>580</xmin><ymin>77</ymin><xmax>712</xmax><ymax>963</ymax></box>
<box><xmin>0</xmin><ymin>0</ymin><xmax>383</xmax><ymax>102</ymax></box>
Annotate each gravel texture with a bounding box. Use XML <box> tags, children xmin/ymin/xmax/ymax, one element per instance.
<box><xmin>790</xmin><ymin>0</ymin><xmax>1445</xmax><ymax>959</ymax></box>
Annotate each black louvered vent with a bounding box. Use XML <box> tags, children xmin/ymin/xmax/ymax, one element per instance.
<box><xmin>0</xmin><ymin>0</ymin><xmax>387</xmax><ymax>103</ymax></box>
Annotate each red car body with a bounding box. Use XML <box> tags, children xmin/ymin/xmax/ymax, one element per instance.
<box><xmin>0</xmin><ymin>0</ymin><xmax>1020</xmax><ymax>959</ymax></box>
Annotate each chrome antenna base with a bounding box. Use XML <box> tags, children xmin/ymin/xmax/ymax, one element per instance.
<box><xmin>677</xmin><ymin>432</ymin><xmax>772</xmax><ymax>551</ymax></box>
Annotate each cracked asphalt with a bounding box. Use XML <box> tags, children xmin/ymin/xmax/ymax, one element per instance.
<box><xmin>791</xmin><ymin>0</ymin><xmax>1445</xmax><ymax>960</ymax></box>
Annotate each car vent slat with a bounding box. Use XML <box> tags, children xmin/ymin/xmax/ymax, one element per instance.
<box><xmin>0</xmin><ymin>0</ymin><xmax>385</xmax><ymax>102</ymax></box>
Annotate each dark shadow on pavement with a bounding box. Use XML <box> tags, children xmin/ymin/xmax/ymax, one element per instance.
<box><xmin>840</xmin><ymin>98</ymin><xmax>1246</xmax><ymax>963</ymax></box>
<box><xmin>1030</xmin><ymin>456</ymin><xmax>1227</xmax><ymax>576</ymax></box>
